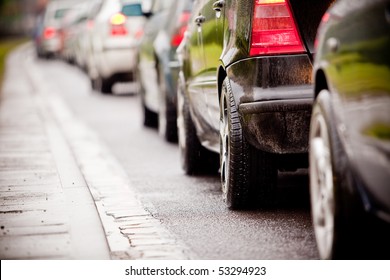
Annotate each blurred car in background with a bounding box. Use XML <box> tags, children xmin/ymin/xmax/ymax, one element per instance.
<box><xmin>137</xmin><ymin>0</ymin><xmax>192</xmax><ymax>142</ymax></box>
<box><xmin>58</xmin><ymin>1</ymin><xmax>87</xmax><ymax>64</ymax></box>
<box><xmin>86</xmin><ymin>0</ymin><xmax>146</xmax><ymax>94</ymax></box>
<box><xmin>309</xmin><ymin>0</ymin><xmax>390</xmax><ymax>259</ymax></box>
<box><xmin>35</xmin><ymin>0</ymin><xmax>76</xmax><ymax>58</ymax></box>
<box><xmin>177</xmin><ymin>0</ymin><xmax>333</xmax><ymax>209</ymax></box>
<box><xmin>73</xmin><ymin>0</ymin><xmax>103</xmax><ymax>71</ymax></box>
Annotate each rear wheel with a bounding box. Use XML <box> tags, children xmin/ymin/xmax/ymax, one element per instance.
<box><xmin>159</xmin><ymin>97</ymin><xmax>178</xmax><ymax>142</ymax></box>
<box><xmin>101</xmin><ymin>77</ymin><xmax>113</xmax><ymax>94</ymax></box>
<box><xmin>220</xmin><ymin>78</ymin><xmax>277</xmax><ymax>209</ymax></box>
<box><xmin>91</xmin><ymin>76</ymin><xmax>113</xmax><ymax>94</ymax></box>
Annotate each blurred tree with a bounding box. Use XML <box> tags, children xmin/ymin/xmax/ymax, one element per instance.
<box><xmin>0</xmin><ymin>0</ymin><xmax>22</xmax><ymax>37</ymax></box>
<box><xmin>0</xmin><ymin>0</ymin><xmax>48</xmax><ymax>37</ymax></box>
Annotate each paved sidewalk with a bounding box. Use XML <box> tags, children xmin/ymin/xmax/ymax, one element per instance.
<box><xmin>0</xmin><ymin>44</ymin><xmax>192</xmax><ymax>260</ymax></box>
<box><xmin>0</xmin><ymin>44</ymin><xmax>110</xmax><ymax>259</ymax></box>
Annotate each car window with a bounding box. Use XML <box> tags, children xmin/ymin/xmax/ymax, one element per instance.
<box><xmin>122</xmin><ymin>3</ymin><xmax>143</xmax><ymax>16</ymax></box>
<box><xmin>54</xmin><ymin>8</ymin><xmax>69</xmax><ymax>19</ymax></box>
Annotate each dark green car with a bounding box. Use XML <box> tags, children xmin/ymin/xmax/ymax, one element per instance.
<box><xmin>138</xmin><ymin>0</ymin><xmax>192</xmax><ymax>142</ymax></box>
<box><xmin>177</xmin><ymin>0</ymin><xmax>333</xmax><ymax>209</ymax></box>
<box><xmin>310</xmin><ymin>0</ymin><xmax>390</xmax><ymax>259</ymax></box>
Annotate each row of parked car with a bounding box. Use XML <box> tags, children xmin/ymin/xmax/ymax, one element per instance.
<box><xmin>34</xmin><ymin>0</ymin><xmax>147</xmax><ymax>93</ymax></box>
<box><xmin>34</xmin><ymin>0</ymin><xmax>390</xmax><ymax>259</ymax></box>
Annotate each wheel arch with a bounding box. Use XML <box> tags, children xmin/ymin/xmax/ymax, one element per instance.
<box><xmin>217</xmin><ymin>65</ymin><xmax>227</xmax><ymax>102</ymax></box>
<box><xmin>314</xmin><ymin>68</ymin><xmax>329</xmax><ymax>99</ymax></box>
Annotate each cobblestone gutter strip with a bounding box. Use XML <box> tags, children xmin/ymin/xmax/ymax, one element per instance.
<box><xmin>26</xmin><ymin>48</ymin><xmax>193</xmax><ymax>260</ymax></box>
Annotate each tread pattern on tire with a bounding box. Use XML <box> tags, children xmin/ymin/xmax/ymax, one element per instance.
<box><xmin>222</xmin><ymin>79</ymin><xmax>277</xmax><ymax>209</ymax></box>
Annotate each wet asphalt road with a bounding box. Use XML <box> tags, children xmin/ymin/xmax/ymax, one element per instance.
<box><xmin>36</xmin><ymin>55</ymin><xmax>319</xmax><ymax>259</ymax></box>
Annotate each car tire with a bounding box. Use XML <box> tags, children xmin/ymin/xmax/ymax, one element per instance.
<box><xmin>158</xmin><ymin>66</ymin><xmax>178</xmax><ymax>143</ymax></box>
<box><xmin>101</xmin><ymin>77</ymin><xmax>113</xmax><ymax>94</ymax></box>
<box><xmin>91</xmin><ymin>76</ymin><xmax>112</xmax><ymax>94</ymax></box>
<box><xmin>220</xmin><ymin>78</ymin><xmax>277</xmax><ymax>210</ymax></box>
<box><xmin>138</xmin><ymin>68</ymin><xmax>158</xmax><ymax>128</ymax></box>
<box><xmin>142</xmin><ymin>100</ymin><xmax>158</xmax><ymax>128</ymax></box>
<box><xmin>177</xmin><ymin>77</ymin><xmax>218</xmax><ymax>175</ymax></box>
<box><xmin>309</xmin><ymin>89</ymin><xmax>365</xmax><ymax>259</ymax></box>
<box><xmin>36</xmin><ymin>49</ymin><xmax>45</xmax><ymax>59</ymax></box>
<box><xmin>159</xmin><ymin>97</ymin><xmax>178</xmax><ymax>143</ymax></box>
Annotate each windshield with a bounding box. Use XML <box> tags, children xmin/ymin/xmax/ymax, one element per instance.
<box><xmin>122</xmin><ymin>3</ymin><xmax>143</xmax><ymax>16</ymax></box>
<box><xmin>54</xmin><ymin>8</ymin><xmax>69</xmax><ymax>19</ymax></box>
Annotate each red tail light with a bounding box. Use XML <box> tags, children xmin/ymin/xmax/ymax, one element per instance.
<box><xmin>135</xmin><ymin>28</ymin><xmax>144</xmax><ymax>39</ymax></box>
<box><xmin>87</xmin><ymin>19</ymin><xmax>94</xmax><ymax>30</ymax></box>
<box><xmin>250</xmin><ymin>0</ymin><xmax>305</xmax><ymax>56</ymax></box>
<box><xmin>43</xmin><ymin>27</ymin><xmax>56</xmax><ymax>39</ymax></box>
<box><xmin>171</xmin><ymin>11</ymin><xmax>191</xmax><ymax>47</ymax></box>
<box><xmin>110</xmin><ymin>13</ymin><xmax>128</xmax><ymax>36</ymax></box>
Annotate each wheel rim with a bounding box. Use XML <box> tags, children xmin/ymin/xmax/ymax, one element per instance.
<box><xmin>220</xmin><ymin>94</ymin><xmax>229</xmax><ymax>195</ymax></box>
<box><xmin>309</xmin><ymin>108</ymin><xmax>335</xmax><ymax>259</ymax></box>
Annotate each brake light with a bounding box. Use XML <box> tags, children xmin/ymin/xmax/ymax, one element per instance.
<box><xmin>110</xmin><ymin>13</ymin><xmax>128</xmax><ymax>36</ymax></box>
<box><xmin>250</xmin><ymin>0</ymin><xmax>305</xmax><ymax>56</ymax></box>
<box><xmin>111</xmin><ymin>13</ymin><xmax>126</xmax><ymax>25</ymax></box>
<box><xmin>135</xmin><ymin>28</ymin><xmax>144</xmax><ymax>39</ymax></box>
<box><xmin>171</xmin><ymin>11</ymin><xmax>191</xmax><ymax>47</ymax></box>
<box><xmin>87</xmin><ymin>19</ymin><xmax>94</xmax><ymax>30</ymax></box>
<box><xmin>43</xmin><ymin>27</ymin><xmax>56</xmax><ymax>39</ymax></box>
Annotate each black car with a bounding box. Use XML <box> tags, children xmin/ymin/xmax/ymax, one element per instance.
<box><xmin>138</xmin><ymin>0</ymin><xmax>192</xmax><ymax>142</ymax></box>
<box><xmin>177</xmin><ymin>0</ymin><xmax>333</xmax><ymax>209</ymax></box>
<box><xmin>309</xmin><ymin>0</ymin><xmax>390</xmax><ymax>259</ymax></box>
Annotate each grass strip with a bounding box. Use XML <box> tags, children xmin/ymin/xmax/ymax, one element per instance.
<box><xmin>0</xmin><ymin>37</ymin><xmax>28</xmax><ymax>86</ymax></box>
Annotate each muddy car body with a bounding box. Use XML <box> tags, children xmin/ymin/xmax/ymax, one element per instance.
<box><xmin>177</xmin><ymin>0</ymin><xmax>333</xmax><ymax>209</ymax></box>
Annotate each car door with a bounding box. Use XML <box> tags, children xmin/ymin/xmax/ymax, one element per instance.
<box><xmin>138</xmin><ymin>1</ymin><xmax>165</xmax><ymax>113</ymax></box>
<box><xmin>187</xmin><ymin>0</ymin><xmax>224</xmax><ymax>150</ymax></box>
<box><xmin>201</xmin><ymin>0</ymin><xmax>225</xmax><ymax>133</ymax></box>
<box><xmin>328</xmin><ymin>0</ymin><xmax>390</xmax><ymax>200</ymax></box>
<box><xmin>186</xmin><ymin>0</ymin><xmax>210</xmax><ymax>130</ymax></box>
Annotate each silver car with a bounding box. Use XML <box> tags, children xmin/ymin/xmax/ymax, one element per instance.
<box><xmin>85</xmin><ymin>0</ymin><xmax>146</xmax><ymax>94</ymax></box>
<box><xmin>35</xmin><ymin>0</ymin><xmax>77</xmax><ymax>58</ymax></box>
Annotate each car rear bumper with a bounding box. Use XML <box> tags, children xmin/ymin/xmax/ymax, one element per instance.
<box><xmin>239</xmin><ymin>96</ymin><xmax>312</xmax><ymax>154</ymax></box>
<box><xmin>41</xmin><ymin>37</ymin><xmax>61</xmax><ymax>54</ymax></box>
<box><xmin>98</xmin><ymin>47</ymin><xmax>138</xmax><ymax>78</ymax></box>
<box><xmin>227</xmin><ymin>54</ymin><xmax>314</xmax><ymax>154</ymax></box>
